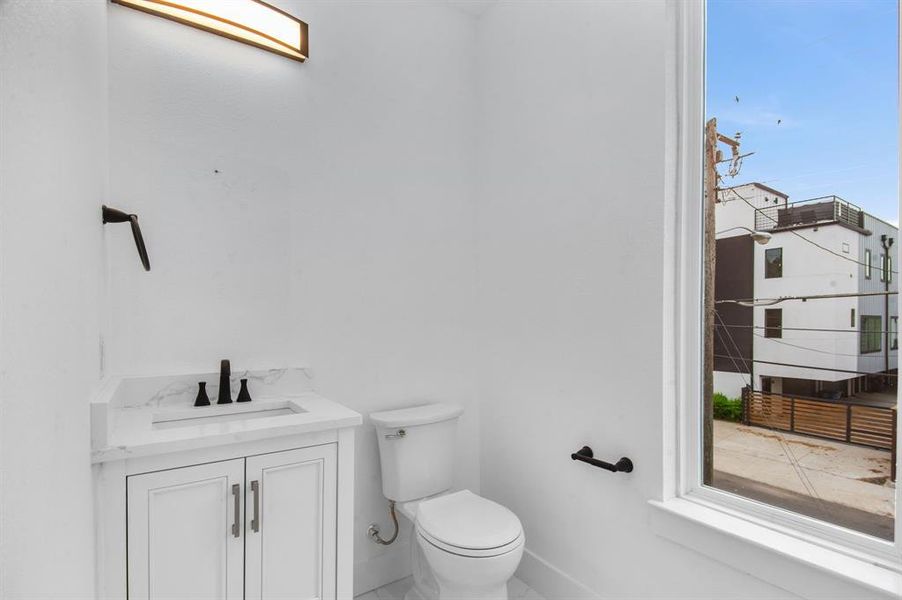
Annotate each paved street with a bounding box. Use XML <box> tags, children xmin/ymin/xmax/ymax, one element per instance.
<box><xmin>713</xmin><ymin>420</ymin><xmax>895</xmax><ymax>539</ymax></box>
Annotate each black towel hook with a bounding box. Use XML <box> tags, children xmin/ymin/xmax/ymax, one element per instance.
<box><xmin>102</xmin><ymin>205</ymin><xmax>150</xmax><ymax>271</ymax></box>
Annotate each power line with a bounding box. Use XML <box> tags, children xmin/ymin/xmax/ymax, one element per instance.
<box><xmin>716</xmin><ymin>322</ymin><xmax>897</xmax><ymax>335</ymax></box>
<box><xmin>716</xmin><ymin>290</ymin><xmax>896</xmax><ymax>307</ymax></box>
<box><xmin>751</xmin><ymin>332</ymin><xmax>884</xmax><ymax>358</ymax></box>
<box><xmin>714</xmin><ymin>355</ymin><xmax>898</xmax><ymax>377</ymax></box>
<box><xmin>715</xmin><ymin>323</ymin><xmax>895</xmax><ymax>357</ymax></box>
<box><xmin>713</xmin><ymin>317</ymin><xmax>826</xmax><ymax>503</ymax></box>
<box><xmin>721</xmin><ymin>185</ymin><xmax>899</xmax><ymax>275</ymax></box>
<box><xmin>715</xmin><ymin>311</ymin><xmax>754</xmax><ymax>380</ymax></box>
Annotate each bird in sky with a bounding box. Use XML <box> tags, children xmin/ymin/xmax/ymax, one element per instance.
<box><xmin>734</xmin><ymin>95</ymin><xmax>740</xmax><ymax>103</ymax></box>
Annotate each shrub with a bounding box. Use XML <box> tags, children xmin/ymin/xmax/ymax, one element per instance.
<box><xmin>713</xmin><ymin>392</ymin><xmax>743</xmax><ymax>422</ymax></box>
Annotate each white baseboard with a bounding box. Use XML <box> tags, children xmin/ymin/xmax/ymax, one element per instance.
<box><xmin>354</xmin><ymin>542</ymin><xmax>412</xmax><ymax>597</ymax></box>
<box><xmin>516</xmin><ymin>548</ymin><xmax>600</xmax><ymax>600</ymax></box>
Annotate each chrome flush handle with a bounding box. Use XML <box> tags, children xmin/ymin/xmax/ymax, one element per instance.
<box><xmin>384</xmin><ymin>429</ymin><xmax>406</xmax><ymax>440</ymax></box>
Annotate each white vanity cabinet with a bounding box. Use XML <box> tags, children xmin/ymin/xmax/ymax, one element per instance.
<box><xmin>126</xmin><ymin>459</ymin><xmax>245</xmax><ymax>600</ymax></box>
<box><xmin>126</xmin><ymin>445</ymin><xmax>337</xmax><ymax>600</ymax></box>
<box><xmin>91</xmin><ymin>371</ymin><xmax>360</xmax><ymax>600</ymax></box>
<box><xmin>245</xmin><ymin>446</ymin><xmax>337</xmax><ymax>600</ymax></box>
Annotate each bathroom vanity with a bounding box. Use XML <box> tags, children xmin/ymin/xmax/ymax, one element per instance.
<box><xmin>91</xmin><ymin>368</ymin><xmax>361</xmax><ymax>600</ymax></box>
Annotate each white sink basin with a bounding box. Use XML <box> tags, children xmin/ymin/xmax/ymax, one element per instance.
<box><xmin>90</xmin><ymin>368</ymin><xmax>362</xmax><ymax>463</ymax></box>
<box><xmin>152</xmin><ymin>401</ymin><xmax>305</xmax><ymax>430</ymax></box>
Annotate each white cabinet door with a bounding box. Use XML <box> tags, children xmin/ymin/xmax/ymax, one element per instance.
<box><xmin>127</xmin><ymin>459</ymin><xmax>245</xmax><ymax>600</ymax></box>
<box><xmin>245</xmin><ymin>444</ymin><xmax>338</xmax><ymax>600</ymax></box>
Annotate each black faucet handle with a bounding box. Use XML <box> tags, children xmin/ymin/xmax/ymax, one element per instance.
<box><xmin>236</xmin><ymin>378</ymin><xmax>252</xmax><ymax>403</ymax></box>
<box><xmin>194</xmin><ymin>381</ymin><xmax>210</xmax><ymax>407</ymax></box>
<box><xmin>218</xmin><ymin>359</ymin><xmax>232</xmax><ymax>404</ymax></box>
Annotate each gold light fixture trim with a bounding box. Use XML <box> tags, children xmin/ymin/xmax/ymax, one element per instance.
<box><xmin>113</xmin><ymin>0</ymin><xmax>308</xmax><ymax>62</ymax></box>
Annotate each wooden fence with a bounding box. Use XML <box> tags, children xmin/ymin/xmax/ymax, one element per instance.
<box><xmin>741</xmin><ymin>389</ymin><xmax>897</xmax><ymax>482</ymax></box>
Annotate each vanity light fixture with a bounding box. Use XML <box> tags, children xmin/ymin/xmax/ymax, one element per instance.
<box><xmin>112</xmin><ymin>0</ymin><xmax>308</xmax><ymax>62</ymax></box>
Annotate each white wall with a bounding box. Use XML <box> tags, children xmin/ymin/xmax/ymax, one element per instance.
<box><xmin>754</xmin><ymin>226</ymin><xmax>859</xmax><ymax>382</ymax></box>
<box><xmin>105</xmin><ymin>1</ymin><xmax>479</xmax><ymax>592</ymax></box>
<box><xmin>474</xmin><ymin>3</ymin><xmax>795</xmax><ymax>598</ymax></box>
<box><xmin>714</xmin><ymin>370</ymin><xmax>747</xmax><ymax>399</ymax></box>
<box><xmin>0</xmin><ymin>1</ymin><xmax>107</xmax><ymax>597</ymax></box>
<box><xmin>716</xmin><ymin>183</ymin><xmax>788</xmax><ymax>236</ymax></box>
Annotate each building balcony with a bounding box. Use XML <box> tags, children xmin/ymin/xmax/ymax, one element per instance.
<box><xmin>754</xmin><ymin>195</ymin><xmax>867</xmax><ymax>233</ymax></box>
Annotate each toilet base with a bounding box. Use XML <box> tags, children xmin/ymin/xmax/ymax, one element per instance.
<box><xmin>406</xmin><ymin>530</ymin><xmax>521</xmax><ymax>600</ymax></box>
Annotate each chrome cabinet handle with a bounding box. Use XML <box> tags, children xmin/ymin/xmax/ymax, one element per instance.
<box><xmin>384</xmin><ymin>428</ymin><xmax>406</xmax><ymax>439</ymax></box>
<box><xmin>250</xmin><ymin>480</ymin><xmax>260</xmax><ymax>533</ymax></box>
<box><xmin>231</xmin><ymin>484</ymin><xmax>240</xmax><ymax>538</ymax></box>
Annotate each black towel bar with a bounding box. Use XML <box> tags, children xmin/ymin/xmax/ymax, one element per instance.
<box><xmin>570</xmin><ymin>446</ymin><xmax>633</xmax><ymax>473</ymax></box>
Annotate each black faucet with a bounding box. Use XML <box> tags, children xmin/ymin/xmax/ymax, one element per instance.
<box><xmin>218</xmin><ymin>359</ymin><xmax>232</xmax><ymax>404</ymax></box>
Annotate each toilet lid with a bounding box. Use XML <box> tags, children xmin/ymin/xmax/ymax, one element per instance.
<box><xmin>415</xmin><ymin>490</ymin><xmax>522</xmax><ymax>551</ymax></box>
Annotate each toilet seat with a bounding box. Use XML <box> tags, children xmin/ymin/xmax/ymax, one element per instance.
<box><xmin>415</xmin><ymin>490</ymin><xmax>524</xmax><ymax>558</ymax></box>
<box><xmin>417</xmin><ymin>528</ymin><xmax>524</xmax><ymax>558</ymax></box>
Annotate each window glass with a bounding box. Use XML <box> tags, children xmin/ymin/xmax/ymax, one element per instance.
<box><xmin>892</xmin><ymin>316</ymin><xmax>898</xmax><ymax>351</ymax></box>
<box><xmin>706</xmin><ymin>0</ymin><xmax>898</xmax><ymax>541</ymax></box>
<box><xmin>860</xmin><ymin>315</ymin><xmax>882</xmax><ymax>354</ymax></box>
<box><xmin>764</xmin><ymin>247</ymin><xmax>782</xmax><ymax>279</ymax></box>
<box><xmin>764</xmin><ymin>309</ymin><xmax>782</xmax><ymax>338</ymax></box>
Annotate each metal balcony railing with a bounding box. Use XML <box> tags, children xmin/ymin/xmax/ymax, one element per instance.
<box><xmin>754</xmin><ymin>196</ymin><xmax>865</xmax><ymax>232</ymax></box>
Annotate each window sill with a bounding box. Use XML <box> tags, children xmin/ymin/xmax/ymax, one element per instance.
<box><xmin>649</xmin><ymin>497</ymin><xmax>901</xmax><ymax>599</ymax></box>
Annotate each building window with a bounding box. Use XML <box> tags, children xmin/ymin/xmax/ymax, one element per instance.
<box><xmin>879</xmin><ymin>253</ymin><xmax>885</xmax><ymax>282</ymax></box>
<box><xmin>764</xmin><ymin>309</ymin><xmax>782</xmax><ymax>338</ymax></box>
<box><xmin>865</xmin><ymin>249</ymin><xmax>872</xmax><ymax>279</ymax></box>
<box><xmin>888</xmin><ymin>255</ymin><xmax>893</xmax><ymax>283</ymax></box>
<box><xmin>764</xmin><ymin>247</ymin><xmax>782</xmax><ymax>279</ymax></box>
<box><xmin>851</xmin><ymin>308</ymin><xmax>856</xmax><ymax>328</ymax></box>
<box><xmin>892</xmin><ymin>317</ymin><xmax>898</xmax><ymax>351</ymax></box>
<box><xmin>860</xmin><ymin>315</ymin><xmax>882</xmax><ymax>353</ymax></box>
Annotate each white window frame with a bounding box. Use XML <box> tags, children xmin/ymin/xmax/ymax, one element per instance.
<box><xmin>661</xmin><ymin>0</ymin><xmax>901</xmax><ymax>581</ymax></box>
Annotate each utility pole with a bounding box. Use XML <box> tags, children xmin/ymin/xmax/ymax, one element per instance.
<box><xmin>703</xmin><ymin>119</ymin><xmax>718</xmax><ymax>486</ymax></box>
<box><xmin>882</xmin><ymin>234</ymin><xmax>894</xmax><ymax>388</ymax></box>
<box><xmin>704</xmin><ymin>118</ymin><xmax>741</xmax><ymax>486</ymax></box>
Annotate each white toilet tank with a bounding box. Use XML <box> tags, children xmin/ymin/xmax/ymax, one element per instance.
<box><xmin>370</xmin><ymin>403</ymin><xmax>463</xmax><ymax>502</ymax></box>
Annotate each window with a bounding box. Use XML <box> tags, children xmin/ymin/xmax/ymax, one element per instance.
<box><xmin>764</xmin><ymin>247</ymin><xmax>782</xmax><ymax>279</ymax></box>
<box><xmin>888</xmin><ymin>255</ymin><xmax>893</xmax><ymax>283</ymax></box>
<box><xmin>694</xmin><ymin>0</ymin><xmax>900</xmax><ymax>553</ymax></box>
<box><xmin>860</xmin><ymin>315</ymin><xmax>882</xmax><ymax>354</ymax></box>
<box><xmin>892</xmin><ymin>316</ymin><xmax>898</xmax><ymax>351</ymax></box>
<box><xmin>764</xmin><ymin>309</ymin><xmax>782</xmax><ymax>338</ymax></box>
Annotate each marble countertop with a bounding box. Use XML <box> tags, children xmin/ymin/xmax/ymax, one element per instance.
<box><xmin>91</xmin><ymin>367</ymin><xmax>361</xmax><ymax>463</ymax></box>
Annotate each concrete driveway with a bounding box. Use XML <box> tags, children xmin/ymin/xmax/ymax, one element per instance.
<box><xmin>712</xmin><ymin>420</ymin><xmax>895</xmax><ymax>539</ymax></box>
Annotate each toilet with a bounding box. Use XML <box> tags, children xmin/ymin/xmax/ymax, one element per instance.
<box><xmin>370</xmin><ymin>404</ymin><xmax>524</xmax><ymax>600</ymax></box>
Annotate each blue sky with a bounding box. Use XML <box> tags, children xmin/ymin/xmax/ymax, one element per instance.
<box><xmin>707</xmin><ymin>0</ymin><xmax>899</xmax><ymax>223</ymax></box>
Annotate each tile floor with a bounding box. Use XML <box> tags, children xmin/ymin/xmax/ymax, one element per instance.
<box><xmin>356</xmin><ymin>576</ymin><xmax>544</xmax><ymax>600</ymax></box>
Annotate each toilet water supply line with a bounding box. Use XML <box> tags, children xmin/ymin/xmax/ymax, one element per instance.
<box><xmin>368</xmin><ymin>501</ymin><xmax>399</xmax><ymax>545</ymax></box>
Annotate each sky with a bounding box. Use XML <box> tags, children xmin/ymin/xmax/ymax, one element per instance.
<box><xmin>707</xmin><ymin>0</ymin><xmax>899</xmax><ymax>224</ymax></box>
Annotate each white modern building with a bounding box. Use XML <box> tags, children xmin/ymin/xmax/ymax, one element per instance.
<box><xmin>715</xmin><ymin>183</ymin><xmax>898</xmax><ymax>399</ymax></box>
